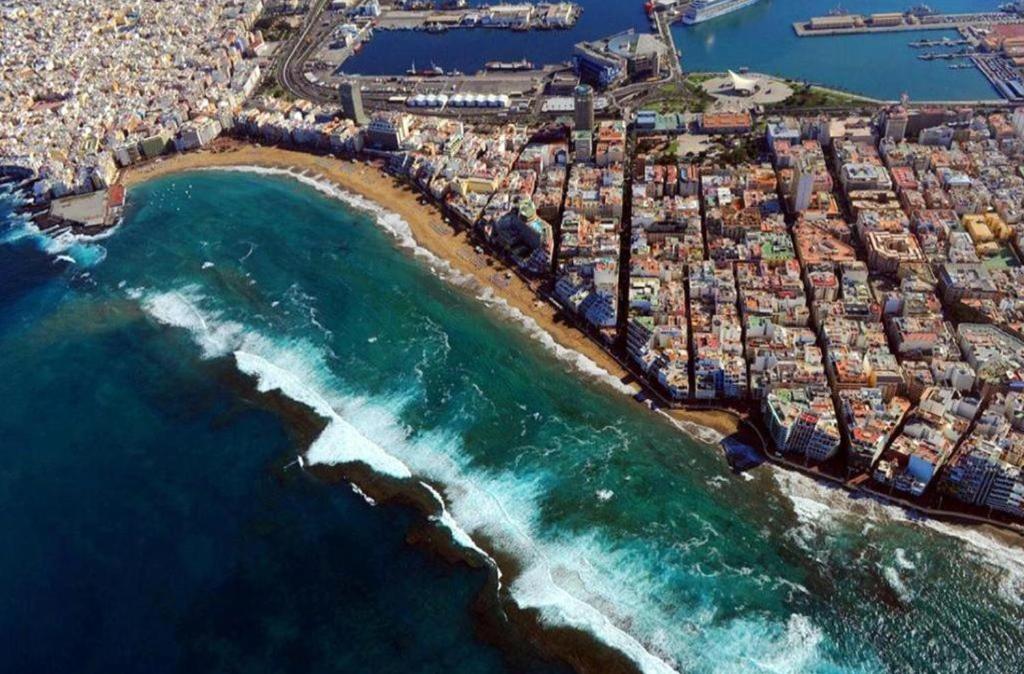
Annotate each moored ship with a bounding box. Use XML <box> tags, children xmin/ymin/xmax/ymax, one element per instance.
<box><xmin>681</xmin><ymin>0</ymin><xmax>761</xmax><ymax>25</ymax></box>
<box><xmin>484</xmin><ymin>59</ymin><xmax>536</xmax><ymax>71</ymax></box>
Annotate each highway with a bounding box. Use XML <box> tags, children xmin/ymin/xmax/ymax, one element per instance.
<box><xmin>276</xmin><ymin>0</ymin><xmax>336</xmax><ymax>102</ymax></box>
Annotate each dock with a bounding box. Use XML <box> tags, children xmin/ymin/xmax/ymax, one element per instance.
<box><xmin>375</xmin><ymin>2</ymin><xmax>580</xmax><ymax>32</ymax></box>
<box><xmin>793</xmin><ymin>11</ymin><xmax>1024</xmax><ymax>37</ymax></box>
<box><xmin>973</xmin><ymin>54</ymin><xmax>1024</xmax><ymax>100</ymax></box>
<box><xmin>43</xmin><ymin>185</ymin><xmax>125</xmax><ymax>232</ymax></box>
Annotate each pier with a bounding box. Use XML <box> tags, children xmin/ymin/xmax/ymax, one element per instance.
<box><xmin>375</xmin><ymin>2</ymin><xmax>581</xmax><ymax>32</ymax></box>
<box><xmin>793</xmin><ymin>11</ymin><xmax>1024</xmax><ymax>36</ymax></box>
<box><xmin>973</xmin><ymin>54</ymin><xmax>1024</xmax><ymax>100</ymax></box>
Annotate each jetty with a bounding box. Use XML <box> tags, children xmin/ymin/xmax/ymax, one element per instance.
<box><xmin>42</xmin><ymin>185</ymin><xmax>125</xmax><ymax>232</ymax></box>
<box><xmin>793</xmin><ymin>11</ymin><xmax>1024</xmax><ymax>36</ymax></box>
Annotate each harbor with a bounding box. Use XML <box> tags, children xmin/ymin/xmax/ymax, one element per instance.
<box><xmin>793</xmin><ymin>9</ymin><xmax>1024</xmax><ymax>36</ymax></box>
<box><xmin>374</xmin><ymin>2</ymin><xmax>581</xmax><ymax>31</ymax></box>
<box><xmin>784</xmin><ymin>4</ymin><xmax>1024</xmax><ymax>100</ymax></box>
<box><xmin>676</xmin><ymin>0</ymin><xmax>1003</xmax><ymax>101</ymax></box>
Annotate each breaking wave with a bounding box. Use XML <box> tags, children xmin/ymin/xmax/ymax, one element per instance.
<box><xmin>199</xmin><ymin>165</ymin><xmax>645</xmax><ymax>400</ymax></box>
<box><xmin>137</xmin><ymin>285</ymin><xmax>681</xmax><ymax>674</ymax></box>
<box><xmin>0</xmin><ymin>190</ymin><xmax>113</xmax><ymax>268</ymax></box>
<box><xmin>772</xmin><ymin>467</ymin><xmax>1024</xmax><ymax>607</ymax></box>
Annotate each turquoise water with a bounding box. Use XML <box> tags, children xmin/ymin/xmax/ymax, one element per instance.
<box><xmin>675</xmin><ymin>0</ymin><xmax>1000</xmax><ymax>101</ymax></box>
<box><xmin>2</xmin><ymin>172</ymin><xmax>1024</xmax><ymax>673</ymax></box>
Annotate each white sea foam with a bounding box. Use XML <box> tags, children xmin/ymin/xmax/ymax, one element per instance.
<box><xmin>142</xmin><ymin>286</ymin><xmax>245</xmax><ymax>358</ymax></box>
<box><xmin>918</xmin><ymin>519</ymin><xmax>1024</xmax><ymax>606</ymax></box>
<box><xmin>657</xmin><ymin>410</ymin><xmax>726</xmax><ymax>448</ymax></box>
<box><xmin>476</xmin><ymin>287</ymin><xmax>637</xmax><ymax>396</ymax></box>
<box><xmin>350</xmin><ymin>483</ymin><xmax>377</xmax><ymax>506</ymax></box>
<box><xmin>881</xmin><ymin>565</ymin><xmax>914</xmax><ymax>604</ymax></box>
<box><xmin>419</xmin><ymin>481</ymin><xmax>490</xmax><ymax>559</ymax></box>
<box><xmin>772</xmin><ymin>466</ymin><xmax>1024</xmax><ymax>607</ymax></box>
<box><xmin>0</xmin><ymin>211</ymin><xmax>111</xmax><ymax>267</ymax></box>
<box><xmin>136</xmin><ymin>285</ymin><xmax>683</xmax><ymax>673</ymax></box>
<box><xmin>202</xmin><ymin>166</ymin><xmax>648</xmax><ymax>402</ymax></box>
<box><xmin>512</xmin><ymin>564</ymin><xmax>678</xmax><ymax>674</ymax></box>
<box><xmin>894</xmin><ymin>547</ymin><xmax>916</xmax><ymax>571</ymax></box>
<box><xmin>772</xmin><ymin>467</ymin><xmax>909</xmax><ymax>532</ymax></box>
<box><xmin>141</xmin><ymin>286</ymin><xmax>411</xmax><ymax>479</ymax></box>
<box><xmin>235</xmin><ymin>351</ymin><xmax>413</xmax><ymax>481</ymax></box>
<box><xmin>743</xmin><ymin>614</ymin><xmax>826</xmax><ymax>674</ymax></box>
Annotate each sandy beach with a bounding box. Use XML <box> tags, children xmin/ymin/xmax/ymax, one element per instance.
<box><xmin>121</xmin><ymin>141</ymin><xmax>743</xmax><ymax>440</ymax></box>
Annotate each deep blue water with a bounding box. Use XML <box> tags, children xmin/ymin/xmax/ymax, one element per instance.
<box><xmin>0</xmin><ymin>186</ymin><xmax>567</xmax><ymax>674</ymax></box>
<box><xmin>676</xmin><ymin>0</ymin><xmax>1000</xmax><ymax>101</ymax></box>
<box><xmin>342</xmin><ymin>0</ymin><xmax>648</xmax><ymax>75</ymax></box>
<box><xmin>344</xmin><ymin>0</ymin><xmax>1001</xmax><ymax>100</ymax></box>
<box><xmin>2</xmin><ymin>173</ymin><xmax>1024</xmax><ymax>674</ymax></box>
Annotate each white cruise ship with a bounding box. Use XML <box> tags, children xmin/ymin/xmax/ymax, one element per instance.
<box><xmin>681</xmin><ymin>0</ymin><xmax>761</xmax><ymax>25</ymax></box>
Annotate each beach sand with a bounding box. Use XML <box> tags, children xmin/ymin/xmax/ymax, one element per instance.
<box><xmin>121</xmin><ymin>141</ymin><xmax>742</xmax><ymax>440</ymax></box>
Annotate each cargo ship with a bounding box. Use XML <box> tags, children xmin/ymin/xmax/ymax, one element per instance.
<box><xmin>484</xmin><ymin>59</ymin><xmax>535</xmax><ymax>71</ymax></box>
<box><xmin>681</xmin><ymin>0</ymin><xmax>761</xmax><ymax>25</ymax></box>
<box><xmin>406</xmin><ymin>61</ymin><xmax>444</xmax><ymax>77</ymax></box>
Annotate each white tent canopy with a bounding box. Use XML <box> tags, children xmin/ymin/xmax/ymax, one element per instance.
<box><xmin>727</xmin><ymin>70</ymin><xmax>758</xmax><ymax>95</ymax></box>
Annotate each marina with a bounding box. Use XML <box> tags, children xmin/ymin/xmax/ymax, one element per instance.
<box><xmin>788</xmin><ymin>5</ymin><xmax>1024</xmax><ymax>100</ymax></box>
<box><xmin>677</xmin><ymin>0</ymin><xmax>1001</xmax><ymax>102</ymax></box>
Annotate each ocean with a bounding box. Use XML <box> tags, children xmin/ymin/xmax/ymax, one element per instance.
<box><xmin>343</xmin><ymin>0</ymin><xmax>1001</xmax><ymax>101</ymax></box>
<box><xmin>2</xmin><ymin>171</ymin><xmax>1024</xmax><ymax>674</ymax></box>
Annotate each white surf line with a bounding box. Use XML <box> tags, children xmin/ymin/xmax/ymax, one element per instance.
<box><xmin>199</xmin><ymin>165</ymin><xmax>648</xmax><ymax>401</ymax></box>
<box><xmin>139</xmin><ymin>284</ymin><xmax>679</xmax><ymax>674</ymax></box>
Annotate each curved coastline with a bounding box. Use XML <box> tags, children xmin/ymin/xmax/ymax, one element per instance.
<box><xmin>120</xmin><ymin>141</ymin><xmax>750</xmax><ymax>441</ymax></box>
<box><xmin>124</xmin><ymin>149</ymin><xmax>693</xmax><ymax>674</ymax></box>
<box><xmin>119</xmin><ymin>142</ymin><xmax>1024</xmax><ymax>673</ymax></box>
<box><xmin>123</xmin><ymin>145</ymin><xmax>644</xmax><ymax>395</ymax></box>
<box><xmin>120</xmin><ymin>144</ymin><xmax>1024</xmax><ymax>541</ymax></box>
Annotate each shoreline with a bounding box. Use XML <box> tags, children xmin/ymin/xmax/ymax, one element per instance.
<box><xmin>123</xmin><ymin>144</ymin><xmax>634</xmax><ymax>387</ymax></box>
<box><xmin>122</xmin><ymin>141</ymin><xmax>745</xmax><ymax>443</ymax></box>
<box><xmin>120</xmin><ymin>141</ymin><xmax>1024</xmax><ymax>541</ymax></box>
<box><xmin>116</xmin><ymin>141</ymin><xmax>1024</xmax><ymax>673</ymax></box>
<box><xmin>223</xmin><ymin>357</ymin><xmax>662</xmax><ymax>674</ymax></box>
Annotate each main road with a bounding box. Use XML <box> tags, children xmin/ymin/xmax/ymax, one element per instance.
<box><xmin>275</xmin><ymin>0</ymin><xmax>337</xmax><ymax>102</ymax></box>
